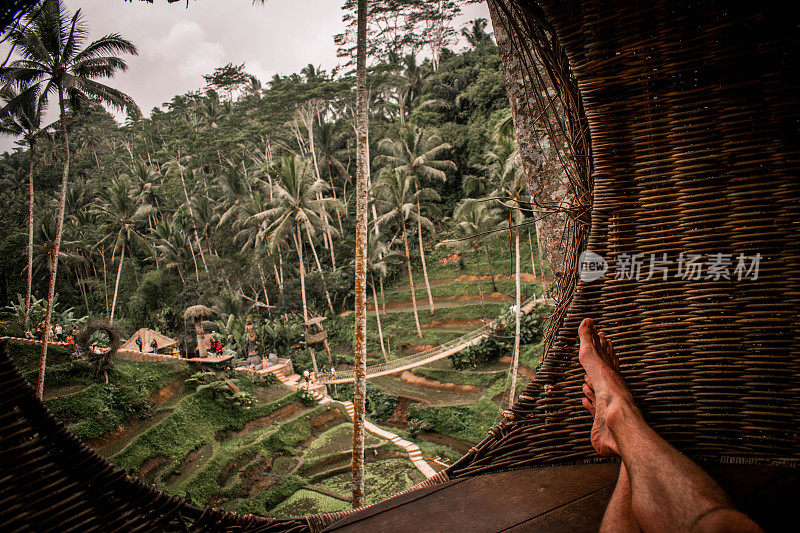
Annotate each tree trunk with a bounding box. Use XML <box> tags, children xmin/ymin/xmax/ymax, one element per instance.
<box><xmin>24</xmin><ymin>139</ymin><xmax>34</xmax><ymax>326</ymax></box>
<box><xmin>534</xmin><ymin>216</ymin><xmax>547</xmax><ymax>296</ymax></box>
<box><xmin>508</xmin><ymin>221</ymin><xmax>521</xmax><ymax>408</ymax></box>
<box><xmin>415</xmin><ymin>193</ymin><xmax>435</xmax><ymax>315</ymax></box>
<box><xmin>195</xmin><ymin>317</ymin><xmax>207</xmax><ymax>358</ymax></box>
<box><xmin>352</xmin><ymin>0</ymin><xmax>368</xmax><ymax>509</ymax></box>
<box><xmin>179</xmin><ymin>163</ymin><xmax>208</xmax><ymax>272</ymax></box>
<box><xmin>37</xmin><ymin>87</ymin><xmax>70</xmax><ymax>399</ymax></box>
<box><xmin>379</xmin><ymin>276</ymin><xmax>386</xmax><ymax>314</ymax></box>
<box><xmin>487</xmin><ymin>0</ymin><xmax>570</xmax><ymax>273</ymax></box>
<box><xmin>257</xmin><ymin>262</ymin><xmax>272</xmax><ymax>319</ymax></box>
<box><xmin>527</xmin><ymin>228</ymin><xmax>537</xmax><ymax>285</ymax></box>
<box><xmin>100</xmin><ymin>249</ymin><xmax>110</xmax><ymax>315</ymax></box>
<box><xmin>485</xmin><ymin>246</ymin><xmax>498</xmax><ymax>292</ymax></box>
<box><xmin>401</xmin><ymin>220</ymin><xmax>423</xmax><ymax>339</ymax></box>
<box><xmin>78</xmin><ymin>266</ymin><xmax>90</xmax><ymax>316</ymax></box>
<box><xmin>371</xmin><ymin>273</ymin><xmax>388</xmax><ymax>363</ymax></box>
<box><xmin>304</xmin><ymin>224</ymin><xmax>335</xmax><ymax>314</ymax></box>
<box><xmin>110</xmin><ymin>240</ymin><xmax>125</xmax><ymax>323</ymax></box>
<box><xmin>327</xmin><ymin>165</ymin><xmax>345</xmax><ymax>233</ymax></box>
<box><xmin>294</xmin><ymin>226</ymin><xmax>318</xmax><ymax>373</ymax></box>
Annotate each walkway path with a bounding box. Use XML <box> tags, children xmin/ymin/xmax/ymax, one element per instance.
<box><xmin>324</xmin><ymin>296</ymin><xmax>549</xmax><ymax>385</ymax></box>
<box><xmin>239</xmin><ymin>364</ymin><xmax>437</xmax><ymax>479</ymax></box>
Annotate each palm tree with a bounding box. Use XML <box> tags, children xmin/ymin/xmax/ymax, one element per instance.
<box><xmin>0</xmin><ymin>84</ymin><xmax>47</xmax><ymax>326</ymax></box>
<box><xmin>461</xmin><ymin>18</ymin><xmax>493</xmax><ymax>48</ymax></box>
<box><xmin>1</xmin><ymin>0</ymin><xmax>139</xmax><ymax>398</ymax></box>
<box><xmin>366</xmin><ymin>230</ymin><xmax>401</xmax><ymax>363</ymax></box>
<box><xmin>153</xmin><ymin>216</ymin><xmax>194</xmax><ymax>285</ymax></box>
<box><xmin>93</xmin><ymin>176</ymin><xmax>154</xmax><ymax>322</ymax></box>
<box><xmin>249</xmin><ymin>154</ymin><xmax>341</xmax><ymax>342</ymax></box>
<box><xmin>375</xmin><ymin>125</ymin><xmax>456</xmax><ymax>315</ymax></box>
<box><xmin>316</xmin><ymin>120</ymin><xmax>348</xmax><ymax>231</ymax></box>
<box><xmin>389</xmin><ymin>52</ymin><xmax>428</xmax><ymax>125</ymax></box>
<box><xmin>374</xmin><ymin>169</ymin><xmax>440</xmax><ymax>339</ymax></box>
<box><xmin>484</xmin><ymin>137</ymin><xmax>527</xmax><ymax>408</ymax></box>
<box><xmin>452</xmin><ymin>200</ymin><xmax>502</xmax><ymax>292</ymax></box>
<box><xmin>352</xmin><ymin>0</ymin><xmax>368</xmax><ymax>509</ymax></box>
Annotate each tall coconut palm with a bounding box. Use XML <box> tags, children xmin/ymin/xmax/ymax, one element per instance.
<box><xmin>366</xmin><ymin>230</ymin><xmax>401</xmax><ymax>363</ymax></box>
<box><xmin>0</xmin><ymin>84</ymin><xmax>48</xmax><ymax>326</ymax></box>
<box><xmin>93</xmin><ymin>176</ymin><xmax>154</xmax><ymax>323</ymax></box>
<box><xmin>374</xmin><ymin>169</ymin><xmax>440</xmax><ymax>339</ymax></box>
<box><xmin>316</xmin><ymin>120</ymin><xmax>348</xmax><ymax>231</ymax></box>
<box><xmin>153</xmin><ymin>216</ymin><xmax>195</xmax><ymax>285</ymax></box>
<box><xmin>352</xmin><ymin>0</ymin><xmax>368</xmax><ymax>509</ymax></box>
<box><xmin>1</xmin><ymin>0</ymin><xmax>139</xmax><ymax>398</ymax></box>
<box><xmin>461</xmin><ymin>18</ymin><xmax>493</xmax><ymax>48</ymax></box>
<box><xmin>452</xmin><ymin>200</ymin><xmax>502</xmax><ymax>292</ymax></box>
<box><xmin>375</xmin><ymin>125</ymin><xmax>456</xmax><ymax>315</ymax></box>
<box><xmin>249</xmin><ymin>155</ymin><xmax>342</xmax><ymax>343</ymax></box>
<box><xmin>485</xmin><ymin>138</ymin><xmax>526</xmax><ymax>408</ymax></box>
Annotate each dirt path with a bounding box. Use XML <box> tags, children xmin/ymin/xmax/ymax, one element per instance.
<box><xmin>369</xmin><ymin>292</ymin><xmax>512</xmax><ymax>314</ymax></box>
<box><xmin>390</xmin><ymin>273</ymin><xmax>553</xmax><ymax>292</ymax></box>
<box><xmin>399</xmin><ymin>371</ymin><xmax>480</xmax><ymax>393</ymax></box>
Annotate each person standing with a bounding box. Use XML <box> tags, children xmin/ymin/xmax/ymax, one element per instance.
<box><xmin>150</xmin><ymin>339</ymin><xmax>158</xmax><ymax>353</ymax></box>
<box><xmin>303</xmin><ymin>369</ymin><xmax>310</xmax><ymax>388</ymax></box>
<box><xmin>135</xmin><ymin>336</ymin><xmax>143</xmax><ymax>352</ymax></box>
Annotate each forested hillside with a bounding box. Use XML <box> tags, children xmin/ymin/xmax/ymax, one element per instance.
<box><xmin>0</xmin><ymin>16</ymin><xmax>535</xmax><ymax>348</ymax></box>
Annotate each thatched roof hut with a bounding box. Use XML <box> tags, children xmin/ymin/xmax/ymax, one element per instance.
<box><xmin>183</xmin><ymin>304</ymin><xmax>213</xmax><ymax>320</ymax></box>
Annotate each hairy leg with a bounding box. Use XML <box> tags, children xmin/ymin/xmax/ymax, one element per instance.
<box><xmin>578</xmin><ymin>318</ymin><xmax>762</xmax><ymax>533</ymax></box>
<box><xmin>600</xmin><ymin>462</ymin><xmax>641</xmax><ymax>533</ymax></box>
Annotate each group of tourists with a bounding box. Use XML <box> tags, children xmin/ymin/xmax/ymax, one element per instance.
<box><xmin>134</xmin><ymin>335</ymin><xmax>159</xmax><ymax>354</ymax></box>
<box><xmin>209</xmin><ymin>337</ymin><xmax>224</xmax><ymax>355</ymax></box>
<box><xmin>24</xmin><ymin>323</ymin><xmax>79</xmax><ymax>345</ymax></box>
<box><xmin>302</xmin><ymin>365</ymin><xmax>336</xmax><ymax>386</ymax></box>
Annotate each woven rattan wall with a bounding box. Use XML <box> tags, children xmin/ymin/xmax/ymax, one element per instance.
<box><xmin>446</xmin><ymin>0</ymin><xmax>800</xmax><ymax>479</ymax></box>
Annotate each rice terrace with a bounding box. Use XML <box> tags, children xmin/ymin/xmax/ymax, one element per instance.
<box><xmin>0</xmin><ymin>1</ymin><xmax>797</xmax><ymax>532</ymax></box>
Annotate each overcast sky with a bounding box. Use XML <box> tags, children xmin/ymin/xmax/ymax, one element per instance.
<box><xmin>0</xmin><ymin>0</ymin><xmax>490</xmax><ymax>154</ymax></box>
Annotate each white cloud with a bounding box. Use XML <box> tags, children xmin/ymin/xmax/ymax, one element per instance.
<box><xmin>147</xmin><ymin>21</ymin><xmax>226</xmax><ymax>80</ymax></box>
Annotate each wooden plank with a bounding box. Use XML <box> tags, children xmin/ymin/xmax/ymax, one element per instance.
<box><xmin>325</xmin><ymin>464</ymin><xmax>619</xmax><ymax>532</ymax></box>
<box><xmin>502</xmin><ymin>485</ymin><xmax>614</xmax><ymax>532</ymax></box>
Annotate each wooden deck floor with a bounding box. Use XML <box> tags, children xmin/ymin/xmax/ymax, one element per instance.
<box><xmin>323</xmin><ymin>463</ymin><xmax>797</xmax><ymax>532</ymax></box>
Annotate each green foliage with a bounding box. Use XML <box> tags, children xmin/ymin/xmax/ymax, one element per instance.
<box><xmin>302</xmin><ymin>423</ymin><xmax>383</xmax><ymax>467</ymax></box>
<box><xmin>268</xmin><ymin>489</ymin><xmax>349</xmax><ymax>518</ymax></box>
<box><xmin>406</xmin><ymin>418</ymin><xmax>432</xmax><ymax>439</ymax></box>
<box><xmin>185</xmin><ymin>371</ymin><xmax>217</xmax><ymax>389</ymax></box>
<box><xmin>8</xmin><ymin>339</ymin><xmax>72</xmax><ymax>374</ymax></box>
<box><xmin>449</xmin><ymin>306</ymin><xmax>547</xmax><ymax>370</ymax></box>
<box><xmin>408</xmin><ymin>395</ymin><xmax>500</xmax><ymax>444</ymax></box>
<box><xmin>41</xmin><ymin>358</ymin><xmax>185</xmax><ymax>440</ymax></box>
<box><xmin>296</xmin><ymin>388</ymin><xmax>317</xmax><ymax>407</ymax></box>
<box><xmin>315</xmin><ymin>458</ymin><xmax>417</xmax><ymax>506</ymax></box>
<box><xmin>4</xmin><ymin>293</ymin><xmax>87</xmax><ymax>330</ymax></box>
<box><xmin>330</xmin><ymin>382</ymin><xmax>397</xmax><ymax>421</ymax></box>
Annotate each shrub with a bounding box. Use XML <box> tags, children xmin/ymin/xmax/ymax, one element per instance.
<box><xmin>296</xmin><ymin>388</ymin><xmax>317</xmax><ymax>406</ymax></box>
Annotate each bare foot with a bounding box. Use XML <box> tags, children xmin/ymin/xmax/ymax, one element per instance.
<box><xmin>578</xmin><ymin>318</ymin><xmax>635</xmax><ymax>457</ymax></box>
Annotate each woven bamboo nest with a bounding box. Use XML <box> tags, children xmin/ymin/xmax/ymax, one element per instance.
<box><xmin>1</xmin><ymin>1</ymin><xmax>797</xmax><ymax>531</ymax></box>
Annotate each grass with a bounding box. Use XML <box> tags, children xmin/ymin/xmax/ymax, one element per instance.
<box><xmin>410</xmin><ymin>366</ymin><xmax>505</xmax><ymax>387</ymax></box>
<box><xmin>370</xmin><ymin>374</ymin><xmax>484</xmax><ymax>406</ymax></box>
<box><xmin>43</xmin><ymin>357</ymin><xmax>187</xmax><ymax>440</ymax></box>
<box><xmin>268</xmin><ymin>489</ymin><xmax>349</xmax><ymax>518</ymax></box>
<box><xmin>384</xmin><ymin>278</ymin><xmax>543</xmax><ymax>303</ymax></box>
<box><xmin>112</xmin><ymin>384</ymin><xmax>303</xmax><ymax>475</ymax></box>
<box><xmin>314</xmin><ymin>458</ymin><xmax>417</xmax><ymax>506</ymax></box>
<box><xmin>178</xmin><ymin>404</ymin><xmax>338</xmax><ymax>505</ymax></box>
<box><xmin>302</xmin><ymin>423</ymin><xmax>383</xmax><ymax>467</ymax></box>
